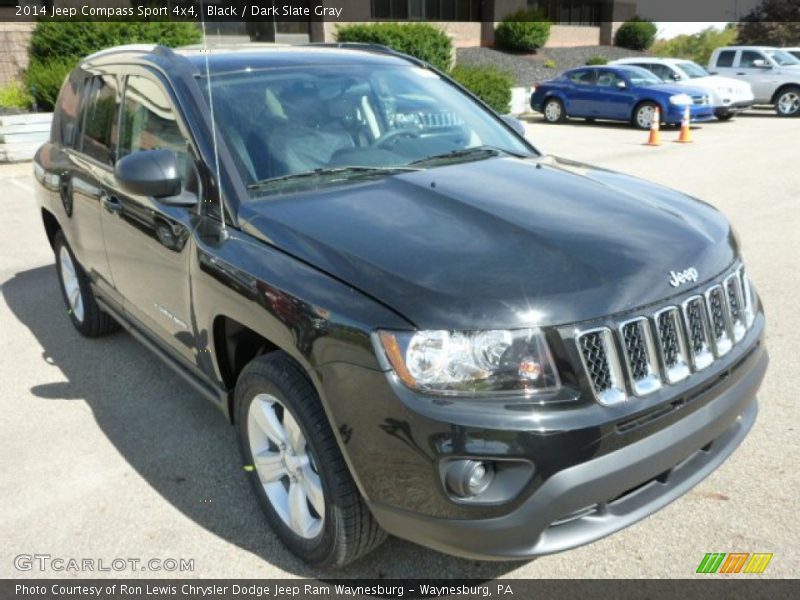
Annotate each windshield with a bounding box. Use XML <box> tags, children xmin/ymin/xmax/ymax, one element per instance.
<box><xmin>201</xmin><ymin>64</ymin><xmax>534</xmax><ymax>196</ymax></box>
<box><xmin>676</xmin><ymin>61</ymin><xmax>709</xmax><ymax>78</ymax></box>
<box><xmin>618</xmin><ymin>66</ymin><xmax>663</xmax><ymax>87</ymax></box>
<box><xmin>764</xmin><ymin>49</ymin><xmax>800</xmax><ymax>66</ymax></box>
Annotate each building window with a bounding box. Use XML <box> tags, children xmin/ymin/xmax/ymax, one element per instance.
<box><xmin>372</xmin><ymin>0</ymin><xmax>481</xmax><ymax>21</ymax></box>
<box><xmin>530</xmin><ymin>1</ymin><xmax>602</xmax><ymax>27</ymax></box>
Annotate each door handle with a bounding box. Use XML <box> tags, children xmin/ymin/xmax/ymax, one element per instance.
<box><xmin>737</xmin><ymin>72</ymin><xmax>746</xmax><ymax>75</ymax></box>
<box><xmin>101</xmin><ymin>193</ymin><xmax>122</xmax><ymax>215</ymax></box>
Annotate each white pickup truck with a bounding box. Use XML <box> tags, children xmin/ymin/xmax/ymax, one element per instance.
<box><xmin>708</xmin><ymin>46</ymin><xmax>800</xmax><ymax>117</ymax></box>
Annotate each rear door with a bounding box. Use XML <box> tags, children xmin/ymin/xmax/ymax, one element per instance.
<box><xmin>99</xmin><ymin>69</ymin><xmax>199</xmax><ymax>365</ymax></box>
<box><xmin>62</xmin><ymin>72</ymin><xmax>120</xmax><ymax>302</ymax></box>
<box><xmin>710</xmin><ymin>49</ymin><xmax>738</xmax><ymax>78</ymax></box>
<box><xmin>563</xmin><ymin>69</ymin><xmax>596</xmax><ymax>117</ymax></box>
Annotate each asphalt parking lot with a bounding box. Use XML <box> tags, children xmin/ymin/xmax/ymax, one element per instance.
<box><xmin>1</xmin><ymin>111</ymin><xmax>798</xmax><ymax>579</ymax></box>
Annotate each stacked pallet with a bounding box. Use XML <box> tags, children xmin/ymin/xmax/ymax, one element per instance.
<box><xmin>0</xmin><ymin>113</ymin><xmax>52</xmax><ymax>162</ymax></box>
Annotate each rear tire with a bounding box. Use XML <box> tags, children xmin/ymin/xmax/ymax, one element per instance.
<box><xmin>53</xmin><ymin>231</ymin><xmax>119</xmax><ymax>337</ymax></box>
<box><xmin>632</xmin><ymin>101</ymin><xmax>660</xmax><ymax>130</ymax></box>
<box><xmin>543</xmin><ymin>97</ymin><xmax>566</xmax><ymax>123</ymax></box>
<box><xmin>235</xmin><ymin>352</ymin><xmax>386</xmax><ymax>568</ymax></box>
<box><xmin>774</xmin><ymin>86</ymin><xmax>800</xmax><ymax>117</ymax></box>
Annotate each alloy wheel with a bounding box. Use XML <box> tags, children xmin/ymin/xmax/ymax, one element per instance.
<box><xmin>247</xmin><ymin>393</ymin><xmax>325</xmax><ymax>539</ymax></box>
<box><xmin>777</xmin><ymin>91</ymin><xmax>800</xmax><ymax>116</ymax></box>
<box><xmin>544</xmin><ymin>100</ymin><xmax>562</xmax><ymax>122</ymax></box>
<box><xmin>637</xmin><ymin>105</ymin><xmax>656</xmax><ymax>129</ymax></box>
<box><xmin>59</xmin><ymin>245</ymin><xmax>84</xmax><ymax>323</ymax></box>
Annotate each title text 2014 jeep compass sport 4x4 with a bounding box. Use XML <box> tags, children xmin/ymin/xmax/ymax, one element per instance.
<box><xmin>34</xmin><ymin>44</ymin><xmax>768</xmax><ymax>568</ymax></box>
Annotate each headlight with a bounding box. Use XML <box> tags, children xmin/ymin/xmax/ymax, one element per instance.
<box><xmin>669</xmin><ymin>94</ymin><xmax>693</xmax><ymax>105</ymax></box>
<box><xmin>374</xmin><ymin>328</ymin><xmax>561</xmax><ymax>397</ymax></box>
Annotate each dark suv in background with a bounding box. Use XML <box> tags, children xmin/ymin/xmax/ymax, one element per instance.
<box><xmin>33</xmin><ymin>43</ymin><xmax>767</xmax><ymax>568</ymax></box>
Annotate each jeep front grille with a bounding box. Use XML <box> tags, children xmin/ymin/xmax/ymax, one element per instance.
<box><xmin>576</xmin><ymin>265</ymin><xmax>756</xmax><ymax>404</ymax></box>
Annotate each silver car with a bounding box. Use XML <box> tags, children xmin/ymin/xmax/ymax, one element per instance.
<box><xmin>708</xmin><ymin>46</ymin><xmax>800</xmax><ymax>117</ymax></box>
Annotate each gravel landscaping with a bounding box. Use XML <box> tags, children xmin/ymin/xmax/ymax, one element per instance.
<box><xmin>456</xmin><ymin>46</ymin><xmax>649</xmax><ymax>86</ymax></box>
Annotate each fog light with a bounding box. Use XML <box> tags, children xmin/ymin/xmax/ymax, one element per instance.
<box><xmin>445</xmin><ymin>459</ymin><xmax>495</xmax><ymax>498</ymax></box>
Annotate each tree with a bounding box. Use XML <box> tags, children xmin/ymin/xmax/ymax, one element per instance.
<box><xmin>737</xmin><ymin>0</ymin><xmax>800</xmax><ymax>46</ymax></box>
<box><xmin>651</xmin><ymin>24</ymin><xmax>738</xmax><ymax>66</ymax></box>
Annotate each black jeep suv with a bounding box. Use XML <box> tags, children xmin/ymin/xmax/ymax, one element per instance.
<box><xmin>33</xmin><ymin>43</ymin><xmax>767</xmax><ymax>568</ymax></box>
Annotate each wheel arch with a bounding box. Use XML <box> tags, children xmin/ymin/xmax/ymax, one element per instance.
<box><xmin>770</xmin><ymin>83</ymin><xmax>800</xmax><ymax>105</ymax></box>
<box><xmin>41</xmin><ymin>208</ymin><xmax>61</xmax><ymax>250</ymax></box>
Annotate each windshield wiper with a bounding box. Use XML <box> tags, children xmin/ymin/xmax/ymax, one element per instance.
<box><xmin>408</xmin><ymin>145</ymin><xmax>530</xmax><ymax>167</ymax></box>
<box><xmin>247</xmin><ymin>165</ymin><xmax>420</xmax><ymax>189</ymax></box>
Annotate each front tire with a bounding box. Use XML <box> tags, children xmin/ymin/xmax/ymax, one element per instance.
<box><xmin>715</xmin><ymin>113</ymin><xmax>735</xmax><ymax>122</ymax></box>
<box><xmin>53</xmin><ymin>231</ymin><xmax>119</xmax><ymax>337</ymax></box>
<box><xmin>543</xmin><ymin>97</ymin><xmax>566</xmax><ymax>123</ymax></box>
<box><xmin>235</xmin><ymin>353</ymin><xmax>386</xmax><ymax>568</ymax></box>
<box><xmin>775</xmin><ymin>86</ymin><xmax>800</xmax><ymax>117</ymax></box>
<box><xmin>632</xmin><ymin>101</ymin><xmax>660</xmax><ymax>130</ymax></box>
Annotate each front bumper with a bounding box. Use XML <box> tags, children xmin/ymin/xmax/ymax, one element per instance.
<box><xmin>368</xmin><ymin>346</ymin><xmax>765</xmax><ymax>559</ymax></box>
<box><xmin>715</xmin><ymin>100</ymin><xmax>755</xmax><ymax>116</ymax></box>
<box><xmin>665</xmin><ymin>103</ymin><xmax>715</xmax><ymax>123</ymax></box>
<box><xmin>316</xmin><ymin>316</ymin><xmax>766</xmax><ymax>560</ymax></box>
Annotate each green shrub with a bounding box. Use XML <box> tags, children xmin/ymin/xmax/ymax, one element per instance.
<box><xmin>450</xmin><ymin>65</ymin><xmax>513</xmax><ymax>114</ymax></box>
<box><xmin>0</xmin><ymin>79</ymin><xmax>33</xmax><ymax>110</ymax></box>
<box><xmin>24</xmin><ymin>59</ymin><xmax>73</xmax><ymax>110</ymax></box>
<box><xmin>585</xmin><ymin>55</ymin><xmax>608</xmax><ymax>65</ymax></box>
<box><xmin>26</xmin><ymin>21</ymin><xmax>202</xmax><ymax>110</ymax></box>
<box><xmin>544</xmin><ymin>59</ymin><xmax>557</xmax><ymax>68</ymax></box>
<box><xmin>336</xmin><ymin>23</ymin><xmax>452</xmax><ymax>71</ymax></box>
<box><xmin>494</xmin><ymin>9</ymin><xmax>552</xmax><ymax>52</ymax></box>
<box><xmin>614</xmin><ymin>17</ymin><xmax>658</xmax><ymax>51</ymax></box>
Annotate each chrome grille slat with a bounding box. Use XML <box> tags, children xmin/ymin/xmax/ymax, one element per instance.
<box><xmin>654</xmin><ymin>307</ymin><xmax>690</xmax><ymax>383</ymax></box>
<box><xmin>575</xmin><ymin>265</ymin><xmax>756</xmax><ymax>406</ymax></box>
<box><xmin>705</xmin><ymin>285</ymin><xmax>732</xmax><ymax>356</ymax></box>
<box><xmin>724</xmin><ymin>273</ymin><xmax>746</xmax><ymax>342</ymax></box>
<box><xmin>619</xmin><ymin>317</ymin><xmax>661</xmax><ymax>396</ymax></box>
<box><xmin>681</xmin><ymin>296</ymin><xmax>713</xmax><ymax>370</ymax></box>
<box><xmin>577</xmin><ymin>328</ymin><xmax>625</xmax><ymax>406</ymax></box>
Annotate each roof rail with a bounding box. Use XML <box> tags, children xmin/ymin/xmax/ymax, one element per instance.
<box><xmin>83</xmin><ymin>44</ymin><xmax>173</xmax><ymax>63</ymax></box>
<box><xmin>301</xmin><ymin>42</ymin><xmax>426</xmax><ymax>66</ymax></box>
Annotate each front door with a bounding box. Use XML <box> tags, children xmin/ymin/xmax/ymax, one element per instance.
<box><xmin>735</xmin><ymin>50</ymin><xmax>775</xmax><ymax>103</ymax></box>
<box><xmin>100</xmin><ymin>71</ymin><xmax>198</xmax><ymax>365</ymax></box>
<box><xmin>593</xmin><ymin>70</ymin><xmax>636</xmax><ymax>120</ymax></box>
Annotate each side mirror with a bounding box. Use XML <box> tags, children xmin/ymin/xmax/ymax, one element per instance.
<box><xmin>616</xmin><ymin>80</ymin><xmax>627</xmax><ymax>89</ymax></box>
<box><xmin>115</xmin><ymin>149</ymin><xmax>187</xmax><ymax>202</ymax></box>
<box><xmin>501</xmin><ymin>114</ymin><xmax>526</xmax><ymax>137</ymax></box>
<box><xmin>672</xmin><ymin>72</ymin><xmax>682</xmax><ymax>81</ymax></box>
<box><xmin>752</xmin><ymin>59</ymin><xmax>771</xmax><ymax>68</ymax></box>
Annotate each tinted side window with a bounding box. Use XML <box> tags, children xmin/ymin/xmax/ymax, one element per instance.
<box><xmin>79</xmin><ymin>75</ymin><xmax>119</xmax><ymax>165</ymax></box>
<box><xmin>119</xmin><ymin>75</ymin><xmax>189</xmax><ymax>185</ymax></box>
<box><xmin>595</xmin><ymin>71</ymin><xmax>623</xmax><ymax>87</ymax></box>
<box><xmin>568</xmin><ymin>69</ymin><xmax>594</xmax><ymax>85</ymax></box>
<box><xmin>716</xmin><ymin>50</ymin><xmax>735</xmax><ymax>67</ymax></box>
<box><xmin>650</xmin><ymin>64</ymin><xmax>675</xmax><ymax>81</ymax></box>
<box><xmin>52</xmin><ymin>70</ymin><xmax>84</xmax><ymax>147</ymax></box>
<box><xmin>739</xmin><ymin>50</ymin><xmax>764</xmax><ymax>68</ymax></box>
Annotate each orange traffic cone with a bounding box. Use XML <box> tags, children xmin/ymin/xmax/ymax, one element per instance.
<box><xmin>676</xmin><ymin>105</ymin><xmax>692</xmax><ymax>143</ymax></box>
<box><xmin>645</xmin><ymin>107</ymin><xmax>660</xmax><ymax>146</ymax></box>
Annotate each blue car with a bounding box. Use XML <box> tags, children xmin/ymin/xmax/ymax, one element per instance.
<box><xmin>531</xmin><ymin>65</ymin><xmax>716</xmax><ymax>129</ymax></box>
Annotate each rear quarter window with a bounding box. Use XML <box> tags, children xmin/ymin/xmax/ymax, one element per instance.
<box><xmin>716</xmin><ymin>50</ymin><xmax>736</xmax><ymax>68</ymax></box>
<box><xmin>51</xmin><ymin>69</ymin><xmax>85</xmax><ymax>147</ymax></box>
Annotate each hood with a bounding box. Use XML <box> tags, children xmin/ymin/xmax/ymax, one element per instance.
<box><xmin>239</xmin><ymin>156</ymin><xmax>737</xmax><ymax>330</ymax></box>
<box><xmin>647</xmin><ymin>83</ymin><xmax>707</xmax><ymax>97</ymax></box>
<box><xmin>684</xmin><ymin>75</ymin><xmax>752</xmax><ymax>92</ymax></box>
